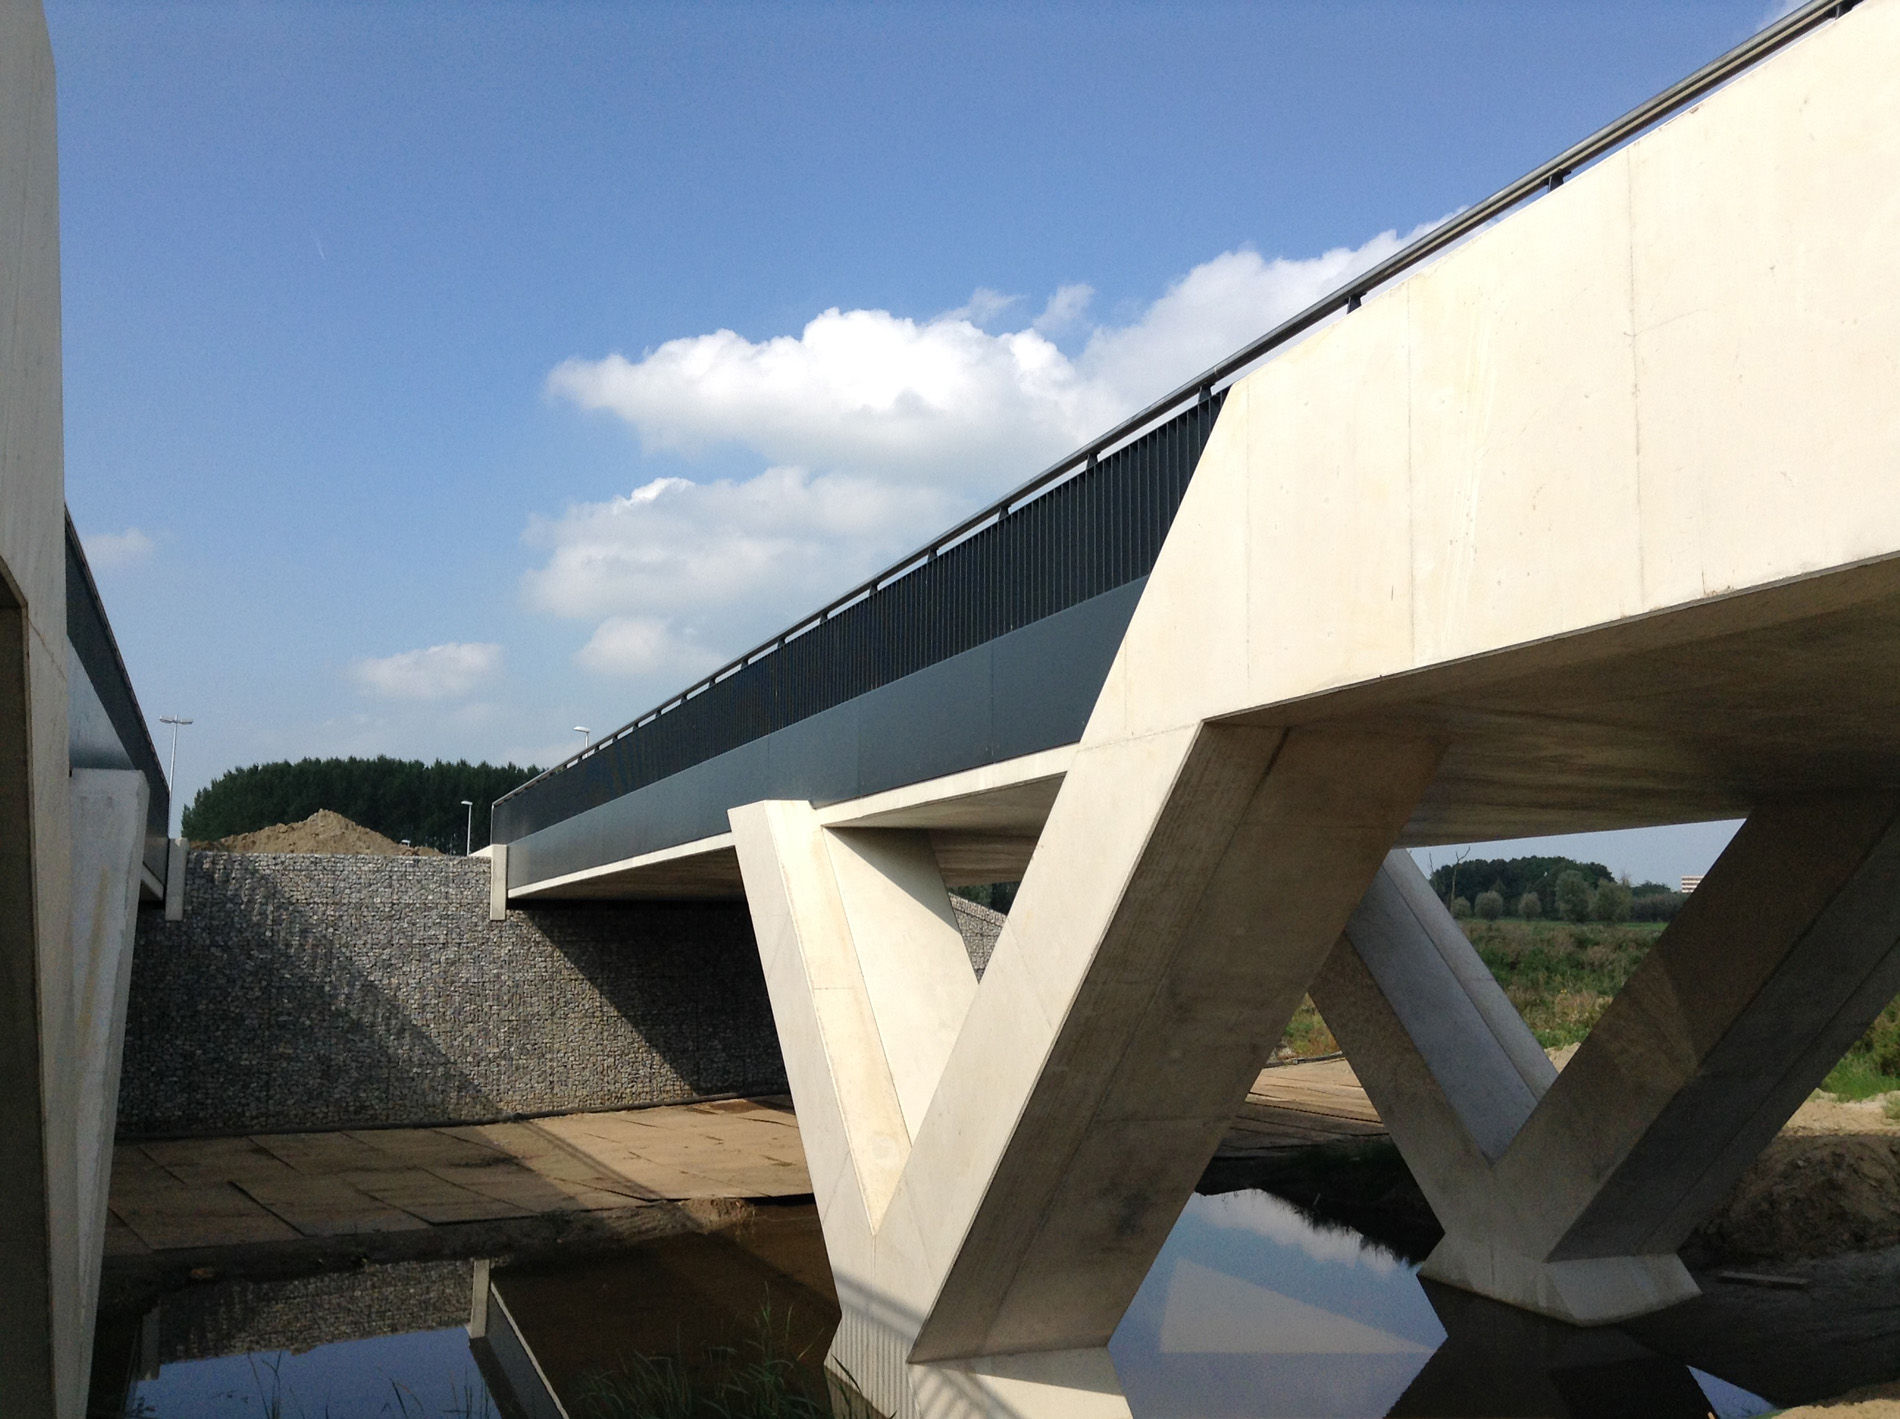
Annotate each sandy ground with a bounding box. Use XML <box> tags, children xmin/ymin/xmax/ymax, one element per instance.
<box><xmin>1695</xmin><ymin>1092</ymin><xmax>1900</xmax><ymax>1263</ymax></box>
<box><xmin>1780</xmin><ymin>1383</ymin><xmax>1900</xmax><ymax>1417</ymax></box>
<box><xmin>1539</xmin><ymin>1043</ymin><xmax>1900</xmax><ymax>1264</ymax></box>
<box><xmin>198</xmin><ymin>808</ymin><xmax>442</xmax><ymax>856</ymax></box>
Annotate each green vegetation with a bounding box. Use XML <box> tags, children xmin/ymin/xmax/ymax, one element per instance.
<box><xmin>1463</xmin><ymin>918</ymin><xmax>1660</xmax><ymax>1048</ymax></box>
<box><xmin>181</xmin><ymin>755</ymin><xmax>538</xmax><ymax>853</ymax></box>
<box><xmin>1280</xmin><ymin>997</ymin><xmax>1337</xmax><ymax>1057</ymax></box>
<box><xmin>1277</xmin><ymin>914</ymin><xmax>1900</xmax><ymax>1100</ymax></box>
<box><xmin>1826</xmin><ymin>997</ymin><xmax>1900</xmax><ymax>1100</ymax></box>
<box><xmin>576</xmin><ymin>1306</ymin><xmax>830</xmax><ymax>1419</ymax></box>
<box><xmin>950</xmin><ymin>882</ymin><xmax>1019</xmax><ymax>912</ymax></box>
<box><xmin>1274</xmin><ymin>853</ymin><xmax>1900</xmax><ymax>1099</ymax></box>
<box><xmin>1428</xmin><ymin>854</ymin><xmax>1683</xmax><ymax>924</ymax></box>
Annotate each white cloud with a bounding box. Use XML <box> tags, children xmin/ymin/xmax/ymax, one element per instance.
<box><xmin>350</xmin><ymin>642</ymin><xmax>502</xmax><ymax>700</ymax></box>
<box><xmin>1033</xmin><ymin>283</ymin><xmax>1094</xmax><ymax>336</ymax></box>
<box><xmin>947</xmin><ymin>287</ymin><xmax>1022</xmax><ymax>328</ymax></box>
<box><xmin>547</xmin><ymin>307</ymin><xmax>1101</xmax><ymax>493</ymax></box>
<box><xmin>83</xmin><ymin>527</ymin><xmax>155</xmax><ymax>570</ymax></box>
<box><xmin>524</xmin><ymin>467</ymin><xmax>946</xmax><ymax>625</ymax></box>
<box><xmin>1187</xmin><ymin>1189</ymin><xmax>1404</xmax><ymax>1274</ymax></box>
<box><xmin>574</xmin><ymin>616</ymin><xmax>723</xmax><ymax>679</ymax></box>
<box><xmin>1075</xmin><ymin>236</ymin><xmax>1421</xmax><ymax>412</ymax></box>
<box><xmin>534</xmin><ymin>224</ymin><xmax>1442</xmax><ymax>689</ymax></box>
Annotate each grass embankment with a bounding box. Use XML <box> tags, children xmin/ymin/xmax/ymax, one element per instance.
<box><xmin>1466</xmin><ymin>918</ymin><xmax>1661</xmax><ymax>1049</ymax></box>
<box><xmin>1278</xmin><ymin>917</ymin><xmax>1900</xmax><ymax>1100</ymax></box>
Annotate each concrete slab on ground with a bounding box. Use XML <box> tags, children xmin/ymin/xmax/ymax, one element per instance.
<box><xmin>105</xmin><ymin>1072</ymin><xmax>1375</xmax><ymax>1256</ymax></box>
<box><xmin>108</xmin><ymin>1097</ymin><xmax>811</xmax><ymax>1255</ymax></box>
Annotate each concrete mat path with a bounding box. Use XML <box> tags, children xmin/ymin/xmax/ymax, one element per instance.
<box><xmin>107</xmin><ymin>1096</ymin><xmax>812</xmax><ymax>1255</ymax></box>
<box><xmin>107</xmin><ymin>1069</ymin><xmax>1374</xmax><ymax>1256</ymax></box>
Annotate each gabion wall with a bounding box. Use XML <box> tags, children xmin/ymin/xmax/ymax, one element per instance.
<box><xmin>118</xmin><ymin>853</ymin><xmax>786</xmax><ymax>1137</ymax></box>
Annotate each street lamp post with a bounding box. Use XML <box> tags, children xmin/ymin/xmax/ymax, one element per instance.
<box><xmin>572</xmin><ymin>726</ymin><xmax>590</xmax><ymax>754</ymax></box>
<box><xmin>461</xmin><ymin>799</ymin><xmax>474</xmax><ymax>856</ymax></box>
<box><xmin>158</xmin><ymin>715</ymin><xmax>192</xmax><ymax>837</ymax></box>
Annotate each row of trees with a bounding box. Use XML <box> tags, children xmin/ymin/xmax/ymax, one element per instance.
<box><xmin>1430</xmin><ymin>855</ymin><xmax>1686</xmax><ymax>924</ymax></box>
<box><xmin>181</xmin><ymin>756</ymin><xmax>541</xmax><ymax>854</ymax></box>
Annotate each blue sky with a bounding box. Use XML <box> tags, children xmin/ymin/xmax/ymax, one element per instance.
<box><xmin>49</xmin><ymin>1</ymin><xmax>1782</xmax><ymax>881</ymax></box>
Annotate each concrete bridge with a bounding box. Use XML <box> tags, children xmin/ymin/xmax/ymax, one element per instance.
<box><xmin>0</xmin><ymin>1</ymin><xmax>185</xmax><ymax>1414</ymax></box>
<box><xmin>490</xmin><ymin>2</ymin><xmax>1900</xmax><ymax>1415</ymax></box>
<box><xmin>3</xmin><ymin>0</ymin><xmax>1896</xmax><ymax>1413</ymax></box>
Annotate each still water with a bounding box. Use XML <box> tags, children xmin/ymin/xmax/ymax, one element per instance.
<box><xmin>108</xmin><ymin>1191</ymin><xmax>1816</xmax><ymax>1418</ymax></box>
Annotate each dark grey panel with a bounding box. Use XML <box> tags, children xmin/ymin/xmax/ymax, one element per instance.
<box><xmin>509</xmin><ymin>738</ymin><xmax>769</xmax><ymax>888</ymax></box>
<box><xmin>764</xmin><ymin>698</ymin><xmax>864</xmax><ymax>804</ymax></box>
<box><xmin>856</xmin><ymin>642</ymin><xmax>994</xmax><ymax>799</ymax></box>
<box><xmin>506</xmin><ymin>581</ymin><xmax>1147</xmax><ymax>891</ymax></box>
<box><xmin>992</xmin><ymin>579</ymin><xmax>1144</xmax><ymax>762</ymax></box>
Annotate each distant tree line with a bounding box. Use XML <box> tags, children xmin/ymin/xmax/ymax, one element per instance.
<box><xmin>181</xmin><ymin>756</ymin><xmax>540</xmax><ymax>854</ymax></box>
<box><xmin>1428</xmin><ymin>855</ymin><xmax>1687</xmax><ymax>925</ymax></box>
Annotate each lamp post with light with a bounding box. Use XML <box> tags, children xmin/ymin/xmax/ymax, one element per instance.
<box><xmin>572</xmin><ymin>726</ymin><xmax>590</xmax><ymax>754</ymax></box>
<box><xmin>461</xmin><ymin>799</ymin><xmax>474</xmax><ymax>856</ymax></box>
<box><xmin>159</xmin><ymin>715</ymin><xmax>192</xmax><ymax>837</ymax></box>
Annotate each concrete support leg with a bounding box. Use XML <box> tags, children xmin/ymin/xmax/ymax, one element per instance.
<box><xmin>1314</xmin><ymin>794</ymin><xmax>1900</xmax><ymax>1324</ymax></box>
<box><xmin>733</xmin><ymin>726</ymin><xmax>1441</xmax><ymax>1419</ymax></box>
<box><xmin>62</xmin><ymin>769</ymin><xmax>147</xmax><ymax>1413</ymax></box>
<box><xmin>163</xmin><ymin>835</ymin><xmax>185</xmax><ymax>922</ymax></box>
<box><xmin>488</xmin><ymin>842</ymin><xmax>508</xmax><ymax>921</ymax></box>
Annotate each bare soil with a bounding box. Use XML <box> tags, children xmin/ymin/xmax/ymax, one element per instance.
<box><xmin>1779</xmin><ymin>1382</ymin><xmax>1900</xmax><ymax>1417</ymax></box>
<box><xmin>195</xmin><ymin>808</ymin><xmax>442</xmax><ymax>856</ymax></box>
<box><xmin>1546</xmin><ymin>1043</ymin><xmax>1900</xmax><ymax>1265</ymax></box>
<box><xmin>1690</xmin><ymin>1092</ymin><xmax>1900</xmax><ymax>1265</ymax></box>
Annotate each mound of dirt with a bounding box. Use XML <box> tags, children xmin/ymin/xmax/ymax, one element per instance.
<box><xmin>197</xmin><ymin>809</ymin><xmax>442</xmax><ymax>857</ymax></box>
<box><xmin>1778</xmin><ymin>1380</ymin><xmax>1900</xmax><ymax>1416</ymax></box>
<box><xmin>1532</xmin><ymin>1043</ymin><xmax>1900</xmax><ymax>1265</ymax></box>
<box><xmin>1692</xmin><ymin>1093</ymin><xmax>1900</xmax><ymax>1263</ymax></box>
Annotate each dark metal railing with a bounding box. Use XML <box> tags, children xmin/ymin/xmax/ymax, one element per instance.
<box><xmin>495</xmin><ymin>0</ymin><xmax>1858</xmax><ymax>841</ymax></box>
<box><xmin>494</xmin><ymin>396</ymin><xmax>1223</xmax><ymax>839</ymax></box>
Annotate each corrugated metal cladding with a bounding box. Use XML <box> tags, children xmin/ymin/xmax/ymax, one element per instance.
<box><xmin>496</xmin><ymin>393</ymin><xmax>1226</xmax><ymax>842</ymax></box>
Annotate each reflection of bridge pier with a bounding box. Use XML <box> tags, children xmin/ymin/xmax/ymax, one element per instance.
<box><xmin>1391</xmin><ymin>1282</ymin><xmax>1715</xmax><ymax>1419</ymax></box>
<box><xmin>490</xmin><ymin>2</ymin><xmax>1900</xmax><ymax>1414</ymax></box>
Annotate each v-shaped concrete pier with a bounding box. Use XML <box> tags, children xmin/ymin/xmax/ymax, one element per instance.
<box><xmin>714</xmin><ymin>4</ymin><xmax>1900</xmax><ymax>1413</ymax></box>
<box><xmin>475</xmin><ymin>3</ymin><xmax>1900</xmax><ymax>1415</ymax></box>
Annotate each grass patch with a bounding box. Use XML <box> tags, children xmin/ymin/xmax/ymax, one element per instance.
<box><xmin>1463</xmin><ymin>919</ymin><xmax>1658</xmax><ymax>1048</ymax></box>
<box><xmin>576</xmin><ymin>1306</ymin><xmax>830</xmax><ymax>1419</ymax></box>
<box><xmin>1824</xmin><ymin>998</ymin><xmax>1900</xmax><ymax>1099</ymax></box>
<box><xmin>1279</xmin><ymin>997</ymin><xmax>1337</xmax><ymax>1058</ymax></box>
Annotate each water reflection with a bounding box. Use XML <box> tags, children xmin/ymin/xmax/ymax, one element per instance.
<box><xmin>103</xmin><ymin>1193</ymin><xmax>1845</xmax><ymax>1418</ymax></box>
<box><xmin>1107</xmin><ymin>1191</ymin><xmax>1773</xmax><ymax>1419</ymax></box>
<box><xmin>471</xmin><ymin>1208</ymin><xmax>838</xmax><ymax>1417</ymax></box>
<box><xmin>123</xmin><ymin>1326</ymin><xmax>493</xmax><ymax>1416</ymax></box>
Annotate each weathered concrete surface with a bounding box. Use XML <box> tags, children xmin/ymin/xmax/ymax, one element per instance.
<box><xmin>65</xmin><ymin>771</ymin><xmax>148</xmax><ymax>1389</ymax></box>
<box><xmin>0</xmin><ymin>1</ymin><xmax>91</xmax><ymax>1413</ymax></box>
<box><xmin>734</xmin><ymin>728</ymin><xmax>1439</xmax><ymax>1418</ymax></box>
<box><xmin>724</xmin><ymin>2</ymin><xmax>1900</xmax><ymax>1412</ymax></box>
